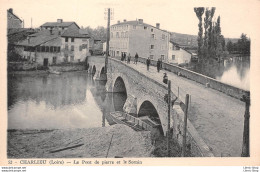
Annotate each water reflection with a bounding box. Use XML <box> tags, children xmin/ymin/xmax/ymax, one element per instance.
<box><xmin>217</xmin><ymin>57</ymin><xmax>250</xmax><ymax>90</ymax></box>
<box><xmin>8</xmin><ymin>72</ymin><xmax>127</xmax><ymax>129</ymax></box>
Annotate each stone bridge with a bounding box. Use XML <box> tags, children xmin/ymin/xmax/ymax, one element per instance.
<box><xmin>87</xmin><ymin>56</ymin><xmax>214</xmax><ymax>157</ymax></box>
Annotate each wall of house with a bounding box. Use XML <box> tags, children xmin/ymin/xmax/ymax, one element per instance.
<box><xmin>22</xmin><ymin>50</ymin><xmax>63</xmax><ymax>65</ymax></box>
<box><xmin>62</xmin><ymin>37</ymin><xmax>90</xmax><ymax>62</ymax></box>
<box><xmin>129</xmin><ymin>25</ymin><xmax>170</xmax><ymax>62</ymax></box>
<box><xmin>109</xmin><ymin>22</ymin><xmax>170</xmax><ymax>62</ymax></box>
<box><xmin>7</xmin><ymin>12</ymin><xmax>22</xmax><ymax>29</ymax></box>
<box><xmin>168</xmin><ymin>44</ymin><xmax>191</xmax><ymax>64</ymax></box>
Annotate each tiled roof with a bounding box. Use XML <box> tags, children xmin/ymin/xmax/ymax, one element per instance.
<box><xmin>41</xmin><ymin>37</ymin><xmax>61</xmax><ymax>46</ymax></box>
<box><xmin>170</xmin><ymin>39</ymin><xmax>192</xmax><ymax>54</ymax></box>
<box><xmin>16</xmin><ymin>33</ymin><xmax>59</xmax><ymax>47</ymax></box>
<box><xmin>41</xmin><ymin>22</ymin><xmax>80</xmax><ymax>29</ymax></box>
<box><xmin>61</xmin><ymin>28</ymin><xmax>90</xmax><ymax>38</ymax></box>
<box><xmin>111</xmin><ymin>20</ymin><xmax>169</xmax><ymax>33</ymax></box>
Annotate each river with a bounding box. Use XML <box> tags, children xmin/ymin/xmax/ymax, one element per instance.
<box><xmin>216</xmin><ymin>57</ymin><xmax>250</xmax><ymax>91</ymax></box>
<box><xmin>8</xmin><ymin>71</ymin><xmax>127</xmax><ymax>130</ymax></box>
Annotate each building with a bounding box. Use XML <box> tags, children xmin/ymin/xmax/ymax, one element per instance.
<box><xmin>40</xmin><ymin>19</ymin><xmax>80</xmax><ymax>31</ymax></box>
<box><xmin>15</xmin><ymin>20</ymin><xmax>90</xmax><ymax>66</ymax></box>
<box><xmin>168</xmin><ymin>40</ymin><xmax>192</xmax><ymax>65</ymax></box>
<box><xmin>61</xmin><ymin>28</ymin><xmax>91</xmax><ymax>62</ymax></box>
<box><xmin>109</xmin><ymin>19</ymin><xmax>170</xmax><ymax>62</ymax></box>
<box><xmin>7</xmin><ymin>8</ymin><xmax>22</xmax><ymax>29</ymax></box>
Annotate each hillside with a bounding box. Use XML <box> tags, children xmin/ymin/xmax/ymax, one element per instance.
<box><xmin>170</xmin><ymin>32</ymin><xmax>239</xmax><ymax>48</ymax></box>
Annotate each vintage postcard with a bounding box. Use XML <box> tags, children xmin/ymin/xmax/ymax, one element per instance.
<box><xmin>0</xmin><ymin>0</ymin><xmax>260</xmax><ymax>169</ymax></box>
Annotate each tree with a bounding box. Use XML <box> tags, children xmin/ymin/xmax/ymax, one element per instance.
<box><xmin>194</xmin><ymin>7</ymin><xmax>205</xmax><ymax>61</ymax></box>
<box><xmin>226</xmin><ymin>40</ymin><xmax>233</xmax><ymax>53</ymax></box>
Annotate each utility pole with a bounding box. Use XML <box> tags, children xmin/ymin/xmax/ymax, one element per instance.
<box><xmin>167</xmin><ymin>80</ymin><xmax>171</xmax><ymax>157</ymax></box>
<box><xmin>104</xmin><ymin>8</ymin><xmax>112</xmax><ymax>74</ymax></box>
<box><xmin>241</xmin><ymin>92</ymin><xmax>250</xmax><ymax>157</ymax></box>
<box><xmin>182</xmin><ymin>94</ymin><xmax>189</xmax><ymax>157</ymax></box>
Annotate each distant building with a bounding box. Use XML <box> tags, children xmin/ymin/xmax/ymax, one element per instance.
<box><xmin>109</xmin><ymin>19</ymin><xmax>170</xmax><ymax>62</ymax></box>
<box><xmin>7</xmin><ymin>8</ymin><xmax>22</xmax><ymax>29</ymax></box>
<box><xmin>16</xmin><ymin>20</ymin><xmax>90</xmax><ymax>66</ymax></box>
<box><xmin>168</xmin><ymin>40</ymin><xmax>192</xmax><ymax>65</ymax></box>
<box><xmin>40</xmin><ymin>19</ymin><xmax>80</xmax><ymax>31</ymax></box>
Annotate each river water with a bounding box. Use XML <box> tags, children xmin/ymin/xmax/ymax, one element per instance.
<box><xmin>216</xmin><ymin>58</ymin><xmax>250</xmax><ymax>91</ymax></box>
<box><xmin>8</xmin><ymin>71</ymin><xmax>127</xmax><ymax>130</ymax></box>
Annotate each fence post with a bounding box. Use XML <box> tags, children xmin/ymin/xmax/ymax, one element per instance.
<box><xmin>182</xmin><ymin>94</ymin><xmax>189</xmax><ymax>157</ymax></box>
<box><xmin>167</xmin><ymin>80</ymin><xmax>171</xmax><ymax>157</ymax></box>
<box><xmin>241</xmin><ymin>92</ymin><xmax>250</xmax><ymax>157</ymax></box>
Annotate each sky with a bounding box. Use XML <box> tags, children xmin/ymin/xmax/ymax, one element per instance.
<box><xmin>1</xmin><ymin>0</ymin><xmax>260</xmax><ymax>38</ymax></box>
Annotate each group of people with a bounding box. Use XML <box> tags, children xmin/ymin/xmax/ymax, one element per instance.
<box><xmin>121</xmin><ymin>52</ymin><xmax>139</xmax><ymax>64</ymax></box>
<box><xmin>146</xmin><ymin>58</ymin><xmax>162</xmax><ymax>72</ymax></box>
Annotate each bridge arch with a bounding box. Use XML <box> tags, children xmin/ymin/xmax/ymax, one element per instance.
<box><xmin>113</xmin><ymin>76</ymin><xmax>127</xmax><ymax>94</ymax></box>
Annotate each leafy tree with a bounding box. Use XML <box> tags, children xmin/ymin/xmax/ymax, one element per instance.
<box><xmin>194</xmin><ymin>7</ymin><xmax>205</xmax><ymax>61</ymax></box>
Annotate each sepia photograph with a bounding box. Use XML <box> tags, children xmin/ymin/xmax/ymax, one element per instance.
<box><xmin>1</xmin><ymin>0</ymin><xmax>260</xmax><ymax>167</ymax></box>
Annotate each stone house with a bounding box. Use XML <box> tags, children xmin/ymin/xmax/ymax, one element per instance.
<box><xmin>15</xmin><ymin>20</ymin><xmax>90</xmax><ymax>66</ymax></box>
<box><xmin>168</xmin><ymin>40</ymin><xmax>192</xmax><ymax>65</ymax></box>
<box><xmin>7</xmin><ymin>8</ymin><xmax>22</xmax><ymax>29</ymax></box>
<box><xmin>109</xmin><ymin>19</ymin><xmax>170</xmax><ymax>62</ymax></box>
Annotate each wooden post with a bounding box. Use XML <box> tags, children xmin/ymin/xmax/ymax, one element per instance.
<box><xmin>241</xmin><ymin>92</ymin><xmax>250</xmax><ymax>157</ymax></box>
<box><xmin>182</xmin><ymin>94</ymin><xmax>189</xmax><ymax>157</ymax></box>
<box><xmin>178</xmin><ymin>86</ymin><xmax>179</xmax><ymax>98</ymax></box>
<box><xmin>105</xmin><ymin>8</ymin><xmax>110</xmax><ymax>74</ymax></box>
<box><xmin>167</xmin><ymin>80</ymin><xmax>171</xmax><ymax>157</ymax></box>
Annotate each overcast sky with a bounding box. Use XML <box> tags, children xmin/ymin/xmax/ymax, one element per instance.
<box><xmin>2</xmin><ymin>0</ymin><xmax>260</xmax><ymax>38</ymax></box>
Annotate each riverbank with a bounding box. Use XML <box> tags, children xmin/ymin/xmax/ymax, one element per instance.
<box><xmin>8</xmin><ymin>124</ymin><xmax>154</xmax><ymax>158</ymax></box>
<box><xmin>8</xmin><ymin>124</ymin><xmax>188</xmax><ymax>158</ymax></box>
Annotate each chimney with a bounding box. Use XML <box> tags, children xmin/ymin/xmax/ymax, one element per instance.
<box><xmin>138</xmin><ymin>19</ymin><xmax>143</xmax><ymax>24</ymax></box>
<box><xmin>57</xmin><ymin>19</ymin><xmax>63</xmax><ymax>23</ymax></box>
<box><xmin>156</xmin><ymin>23</ymin><xmax>160</xmax><ymax>29</ymax></box>
<box><xmin>117</xmin><ymin>20</ymin><xmax>120</xmax><ymax>24</ymax></box>
<box><xmin>8</xmin><ymin>8</ymin><xmax>13</xmax><ymax>14</ymax></box>
<box><xmin>123</xmin><ymin>19</ymin><xmax>127</xmax><ymax>22</ymax></box>
<box><xmin>50</xmin><ymin>28</ymin><xmax>53</xmax><ymax>35</ymax></box>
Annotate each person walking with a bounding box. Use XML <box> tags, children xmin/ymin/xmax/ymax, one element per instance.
<box><xmin>157</xmin><ymin>59</ymin><xmax>160</xmax><ymax>72</ymax></box>
<box><xmin>146</xmin><ymin>57</ymin><xmax>151</xmax><ymax>71</ymax></box>
<box><xmin>121</xmin><ymin>52</ymin><xmax>124</xmax><ymax>61</ymax></box>
<box><xmin>127</xmin><ymin>53</ymin><xmax>131</xmax><ymax>64</ymax></box>
<box><xmin>134</xmin><ymin>53</ymin><xmax>139</xmax><ymax>64</ymax></box>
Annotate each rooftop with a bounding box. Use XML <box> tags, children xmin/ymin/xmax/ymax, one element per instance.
<box><xmin>7</xmin><ymin>8</ymin><xmax>22</xmax><ymax>22</ymax></box>
<box><xmin>61</xmin><ymin>28</ymin><xmax>90</xmax><ymax>38</ymax></box>
<box><xmin>111</xmin><ymin>20</ymin><xmax>168</xmax><ymax>33</ymax></box>
<box><xmin>41</xmin><ymin>21</ymin><xmax>80</xmax><ymax>29</ymax></box>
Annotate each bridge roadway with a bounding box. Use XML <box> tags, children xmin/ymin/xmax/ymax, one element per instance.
<box><xmin>117</xmin><ymin>59</ymin><xmax>245</xmax><ymax>157</ymax></box>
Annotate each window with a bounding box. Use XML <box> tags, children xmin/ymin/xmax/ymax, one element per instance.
<box><xmin>65</xmin><ymin>54</ymin><xmax>68</xmax><ymax>62</ymax></box>
<box><xmin>151</xmin><ymin>28</ymin><xmax>153</xmax><ymax>32</ymax></box>
<box><xmin>65</xmin><ymin>37</ymin><xmax>68</xmax><ymax>42</ymax></box>
<box><xmin>46</xmin><ymin>46</ymin><xmax>49</xmax><ymax>52</ymax></box>
<box><xmin>71</xmin><ymin>38</ymin><xmax>74</xmax><ymax>42</ymax></box>
<box><xmin>150</xmin><ymin>45</ymin><xmax>154</xmax><ymax>49</ymax></box>
<box><xmin>172</xmin><ymin>55</ymin><xmax>175</xmax><ymax>60</ymax></box>
<box><xmin>71</xmin><ymin>45</ymin><xmax>74</xmax><ymax>51</ymax></box>
<box><xmin>36</xmin><ymin>46</ymin><xmax>41</xmax><ymax>52</ymax></box>
<box><xmin>53</xmin><ymin>47</ymin><xmax>57</xmax><ymax>52</ymax></box>
<box><xmin>162</xmin><ymin>34</ymin><xmax>165</xmax><ymax>40</ymax></box>
<box><xmin>41</xmin><ymin>46</ymin><xmax>45</xmax><ymax>52</ymax></box>
<box><xmin>116</xmin><ymin>32</ymin><xmax>119</xmax><ymax>38</ymax></box>
<box><xmin>144</xmin><ymin>26</ymin><xmax>147</xmax><ymax>30</ymax></box>
<box><xmin>65</xmin><ymin>45</ymin><xmax>68</xmax><ymax>50</ymax></box>
<box><xmin>161</xmin><ymin>55</ymin><xmax>165</xmax><ymax>60</ymax></box>
<box><xmin>50</xmin><ymin>46</ymin><xmax>54</xmax><ymax>52</ymax></box>
<box><xmin>151</xmin><ymin>34</ymin><xmax>155</xmax><ymax>39</ymax></box>
<box><xmin>121</xmin><ymin>32</ymin><xmax>124</xmax><ymax>38</ymax></box>
<box><xmin>70</xmin><ymin>55</ymin><xmax>74</xmax><ymax>62</ymax></box>
<box><xmin>57</xmin><ymin>47</ymin><xmax>60</xmax><ymax>52</ymax></box>
<box><xmin>53</xmin><ymin>57</ymin><xmax>57</xmax><ymax>64</ymax></box>
<box><xmin>150</xmin><ymin>55</ymin><xmax>154</xmax><ymax>59</ymax></box>
<box><xmin>175</xmin><ymin>46</ymin><xmax>180</xmax><ymax>50</ymax></box>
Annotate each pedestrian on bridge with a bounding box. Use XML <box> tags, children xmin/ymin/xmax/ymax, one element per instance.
<box><xmin>134</xmin><ymin>53</ymin><xmax>139</xmax><ymax>64</ymax></box>
<box><xmin>157</xmin><ymin>59</ymin><xmax>160</xmax><ymax>72</ymax></box>
<box><xmin>127</xmin><ymin>53</ymin><xmax>131</xmax><ymax>64</ymax></box>
<box><xmin>146</xmin><ymin>57</ymin><xmax>151</xmax><ymax>71</ymax></box>
<box><xmin>163</xmin><ymin>73</ymin><xmax>168</xmax><ymax>84</ymax></box>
